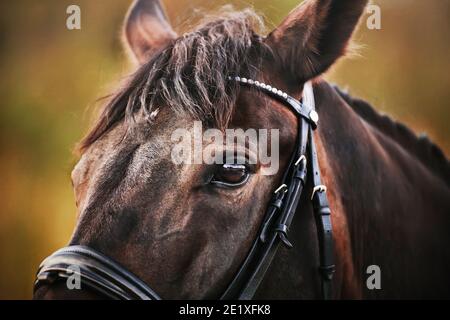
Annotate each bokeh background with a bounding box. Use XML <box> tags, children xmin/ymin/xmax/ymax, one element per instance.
<box><xmin>0</xmin><ymin>0</ymin><xmax>448</xmax><ymax>299</ymax></box>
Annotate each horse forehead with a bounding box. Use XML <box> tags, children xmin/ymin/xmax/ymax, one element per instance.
<box><xmin>231</xmin><ymin>90</ymin><xmax>298</xmax><ymax>148</ymax></box>
<box><xmin>71</xmin><ymin>114</ymin><xmax>179</xmax><ymax>190</ymax></box>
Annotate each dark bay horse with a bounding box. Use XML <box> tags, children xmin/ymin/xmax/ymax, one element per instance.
<box><xmin>34</xmin><ymin>0</ymin><xmax>450</xmax><ymax>299</ymax></box>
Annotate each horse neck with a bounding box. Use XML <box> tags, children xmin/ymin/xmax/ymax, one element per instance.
<box><xmin>314</xmin><ymin>80</ymin><xmax>450</xmax><ymax>298</ymax></box>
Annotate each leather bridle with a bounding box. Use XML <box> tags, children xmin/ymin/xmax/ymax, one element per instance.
<box><xmin>34</xmin><ymin>77</ymin><xmax>335</xmax><ymax>300</ymax></box>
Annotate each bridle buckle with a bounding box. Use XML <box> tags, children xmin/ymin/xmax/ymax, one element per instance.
<box><xmin>311</xmin><ymin>185</ymin><xmax>327</xmax><ymax>200</ymax></box>
<box><xmin>274</xmin><ymin>184</ymin><xmax>288</xmax><ymax>195</ymax></box>
<box><xmin>295</xmin><ymin>155</ymin><xmax>307</xmax><ymax>166</ymax></box>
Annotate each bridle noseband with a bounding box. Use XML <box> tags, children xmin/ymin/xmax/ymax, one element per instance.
<box><xmin>34</xmin><ymin>245</ymin><xmax>161</xmax><ymax>300</ymax></box>
<box><xmin>34</xmin><ymin>77</ymin><xmax>335</xmax><ymax>300</ymax></box>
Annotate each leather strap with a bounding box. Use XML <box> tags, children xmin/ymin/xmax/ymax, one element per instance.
<box><xmin>305</xmin><ymin>80</ymin><xmax>335</xmax><ymax>299</ymax></box>
<box><xmin>34</xmin><ymin>245</ymin><xmax>161</xmax><ymax>300</ymax></box>
<box><xmin>309</xmin><ymin>127</ymin><xmax>335</xmax><ymax>300</ymax></box>
<box><xmin>221</xmin><ymin>118</ymin><xmax>310</xmax><ymax>299</ymax></box>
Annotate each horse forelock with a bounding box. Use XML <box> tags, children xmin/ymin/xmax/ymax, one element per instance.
<box><xmin>78</xmin><ymin>7</ymin><xmax>273</xmax><ymax>154</ymax></box>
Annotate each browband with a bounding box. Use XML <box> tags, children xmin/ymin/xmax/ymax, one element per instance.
<box><xmin>228</xmin><ymin>76</ymin><xmax>319</xmax><ymax>129</ymax></box>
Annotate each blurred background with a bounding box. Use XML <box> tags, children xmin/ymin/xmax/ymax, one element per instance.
<box><xmin>0</xmin><ymin>0</ymin><xmax>448</xmax><ymax>299</ymax></box>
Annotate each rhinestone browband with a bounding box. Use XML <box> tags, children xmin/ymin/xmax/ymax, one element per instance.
<box><xmin>227</xmin><ymin>76</ymin><xmax>319</xmax><ymax>128</ymax></box>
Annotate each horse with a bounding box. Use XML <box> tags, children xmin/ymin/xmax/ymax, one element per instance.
<box><xmin>33</xmin><ymin>0</ymin><xmax>450</xmax><ymax>299</ymax></box>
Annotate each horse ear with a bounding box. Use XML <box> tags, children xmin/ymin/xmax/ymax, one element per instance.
<box><xmin>123</xmin><ymin>0</ymin><xmax>177</xmax><ymax>64</ymax></box>
<box><xmin>265</xmin><ymin>0</ymin><xmax>368</xmax><ymax>84</ymax></box>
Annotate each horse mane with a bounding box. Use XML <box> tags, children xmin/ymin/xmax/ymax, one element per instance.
<box><xmin>334</xmin><ymin>86</ymin><xmax>450</xmax><ymax>185</ymax></box>
<box><xmin>78</xmin><ymin>8</ymin><xmax>271</xmax><ymax>153</ymax></box>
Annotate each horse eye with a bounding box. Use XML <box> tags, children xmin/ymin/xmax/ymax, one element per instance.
<box><xmin>210</xmin><ymin>164</ymin><xmax>250</xmax><ymax>188</ymax></box>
